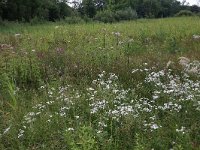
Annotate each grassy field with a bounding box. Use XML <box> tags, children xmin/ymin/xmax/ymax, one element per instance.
<box><xmin>0</xmin><ymin>17</ymin><xmax>200</xmax><ymax>149</ymax></box>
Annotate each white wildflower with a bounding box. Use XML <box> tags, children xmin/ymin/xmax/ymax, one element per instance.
<box><xmin>150</xmin><ymin>124</ymin><xmax>160</xmax><ymax>130</ymax></box>
<box><xmin>193</xmin><ymin>34</ymin><xmax>200</xmax><ymax>40</ymax></box>
<box><xmin>67</xmin><ymin>128</ymin><xmax>74</xmax><ymax>131</ymax></box>
<box><xmin>3</xmin><ymin>125</ymin><xmax>11</xmax><ymax>135</ymax></box>
<box><xmin>179</xmin><ymin>57</ymin><xmax>190</xmax><ymax>67</ymax></box>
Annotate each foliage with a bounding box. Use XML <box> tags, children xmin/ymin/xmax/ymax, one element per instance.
<box><xmin>190</xmin><ymin>5</ymin><xmax>200</xmax><ymax>14</ymax></box>
<box><xmin>0</xmin><ymin>0</ymin><xmax>73</xmax><ymax>22</ymax></box>
<box><xmin>94</xmin><ymin>10</ymin><xmax>116</xmax><ymax>23</ymax></box>
<box><xmin>115</xmin><ymin>7</ymin><xmax>138</xmax><ymax>21</ymax></box>
<box><xmin>175</xmin><ymin>10</ymin><xmax>194</xmax><ymax>17</ymax></box>
<box><xmin>1</xmin><ymin>0</ymin><xmax>200</xmax><ymax>22</ymax></box>
<box><xmin>30</xmin><ymin>16</ymin><xmax>47</xmax><ymax>25</ymax></box>
<box><xmin>80</xmin><ymin>0</ymin><xmax>199</xmax><ymax>19</ymax></box>
<box><xmin>0</xmin><ymin>16</ymin><xmax>4</xmax><ymax>25</ymax></box>
<box><xmin>94</xmin><ymin>8</ymin><xmax>137</xmax><ymax>23</ymax></box>
<box><xmin>64</xmin><ymin>16</ymin><xmax>85</xmax><ymax>24</ymax></box>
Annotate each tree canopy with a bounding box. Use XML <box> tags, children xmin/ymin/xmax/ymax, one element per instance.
<box><xmin>0</xmin><ymin>0</ymin><xmax>199</xmax><ymax>22</ymax></box>
<box><xmin>0</xmin><ymin>0</ymin><xmax>73</xmax><ymax>21</ymax></box>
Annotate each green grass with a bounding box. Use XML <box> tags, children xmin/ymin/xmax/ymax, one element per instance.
<box><xmin>0</xmin><ymin>17</ymin><xmax>200</xmax><ymax>149</ymax></box>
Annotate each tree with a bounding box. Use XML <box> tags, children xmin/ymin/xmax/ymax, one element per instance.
<box><xmin>0</xmin><ymin>0</ymin><xmax>198</xmax><ymax>22</ymax></box>
<box><xmin>80</xmin><ymin>0</ymin><xmax>96</xmax><ymax>18</ymax></box>
<box><xmin>0</xmin><ymin>0</ymin><xmax>72</xmax><ymax>21</ymax></box>
<box><xmin>190</xmin><ymin>5</ymin><xmax>200</xmax><ymax>13</ymax></box>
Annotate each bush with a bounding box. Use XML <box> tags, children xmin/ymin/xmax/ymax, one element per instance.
<box><xmin>30</xmin><ymin>16</ymin><xmax>46</xmax><ymax>25</ymax></box>
<box><xmin>64</xmin><ymin>16</ymin><xmax>85</xmax><ymax>24</ymax></box>
<box><xmin>94</xmin><ymin>10</ymin><xmax>116</xmax><ymax>23</ymax></box>
<box><xmin>115</xmin><ymin>7</ymin><xmax>138</xmax><ymax>21</ymax></box>
<box><xmin>0</xmin><ymin>17</ymin><xmax>4</xmax><ymax>26</ymax></box>
<box><xmin>175</xmin><ymin>10</ymin><xmax>194</xmax><ymax>17</ymax></box>
<box><xmin>94</xmin><ymin>8</ymin><xmax>137</xmax><ymax>23</ymax></box>
<box><xmin>83</xmin><ymin>16</ymin><xmax>93</xmax><ymax>23</ymax></box>
<box><xmin>36</xmin><ymin>7</ymin><xmax>49</xmax><ymax>21</ymax></box>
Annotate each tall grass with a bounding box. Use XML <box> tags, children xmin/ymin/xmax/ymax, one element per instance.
<box><xmin>0</xmin><ymin>17</ymin><xmax>200</xmax><ymax>149</ymax></box>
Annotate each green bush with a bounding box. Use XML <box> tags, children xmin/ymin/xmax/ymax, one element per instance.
<box><xmin>36</xmin><ymin>7</ymin><xmax>49</xmax><ymax>20</ymax></box>
<box><xmin>115</xmin><ymin>7</ymin><xmax>138</xmax><ymax>21</ymax></box>
<box><xmin>94</xmin><ymin>10</ymin><xmax>116</xmax><ymax>23</ymax></box>
<box><xmin>30</xmin><ymin>16</ymin><xmax>46</xmax><ymax>25</ymax></box>
<box><xmin>64</xmin><ymin>16</ymin><xmax>85</xmax><ymax>24</ymax></box>
<box><xmin>94</xmin><ymin>8</ymin><xmax>137</xmax><ymax>23</ymax></box>
<box><xmin>0</xmin><ymin>17</ymin><xmax>3</xmax><ymax>26</ymax></box>
<box><xmin>83</xmin><ymin>16</ymin><xmax>93</xmax><ymax>23</ymax></box>
<box><xmin>175</xmin><ymin>10</ymin><xmax>194</xmax><ymax>17</ymax></box>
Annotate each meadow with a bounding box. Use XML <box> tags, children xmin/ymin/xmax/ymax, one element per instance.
<box><xmin>0</xmin><ymin>17</ymin><xmax>200</xmax><ymax>149</ymax></box>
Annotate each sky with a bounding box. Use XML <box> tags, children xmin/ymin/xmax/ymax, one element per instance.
<box><xmin>178</xmin><ymin>0</ymin><xmax>199</xmax><ymax>5</ymax></box>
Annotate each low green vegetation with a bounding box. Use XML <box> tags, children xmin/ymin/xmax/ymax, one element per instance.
<box><xmin>175</xmin><ymin>10</ymin><xmax>194</xmax><ymax>17</ymax></box>
<box><xmin>0</xmin><ymin>17</ymin><xmax>200</xmax><ymax>149</ymax></box>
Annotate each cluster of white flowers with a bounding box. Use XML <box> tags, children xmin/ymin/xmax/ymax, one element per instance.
<box><xmin>158</xmin><ymin>102</ymin><xmax>182</xmax><ymax>112</ymax></box>
<box><xmin>88</xmin><ymin>68</ymin><xmax>199</xmax><ymax>132</ymax></box>
<box><xmin>184</xmin><ymin>60</ymin><xmax>200</xmax><ymax>75</ymax></box>
<box><xmin>144</xmin><ymin>66</ymin><xmax>200</xmax><ymax>111</ymax></box>
<box><xmin>86</xmin><ymin>72</ymin><xmax>135</xmax><ymax>133</ymax></box>
<box><xmin>89</xmin><ymin>72</ymin><xmax>133</xmax><ymax>119</ymax></box>
<box><xmin>0</xmin><ymin>44</ymin><xmax>14</xmax><ymax>50</ymax></box>
<box><xmin>178</xmin><ymin>57</ymin><xmax>200</xmax><ymax>75</ymax></box>
<box><xmin>90</xmin><ymin>100</ymin><xmax>108</xmax><ymax>114</ymax></box>
<box><xmin>17</xmin><ymin>84</ymin><xmax>75</xmax><ymax>138</ymax></box>
<box><xmin>176</xmin><ymin>126</ymin><xmax>187</xmax><ymax>134</ymax></box>
<box><xmin>18</xmin><ymin>102</ymin><xmax>46</xmax><ymax>138</ymax></box>
<box><xmin>131</xmin><ymin>61</ymin><xmax>200</xmax><ymax>131</ymax></box>
<box><xmin>193</xmin><ymin>34</ymin><xmax>200</xmax><ymax>40</ymax></box>
<box><xmin>143</xmin><ymin>119</ymin><xmax>162</xmax><ymax>132</ymax></box>
<box><xmin>12</xmin><ymin>61</ymin><xmax>199</xmax><ymax>138</ymax></box>
<box><xmin>134</xmin><ymin>98</ymin><xmax>154</xmax><ymax>114</ymax></box>
<box><xmin>112</xmin><ymin>32</ymin><xmax>121</xmax><ymax>37</ymax></box>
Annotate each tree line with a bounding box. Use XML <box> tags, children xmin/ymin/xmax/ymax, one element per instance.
<box><xmin>0</xmin><ymin>0</ymin><xmax>73</xmax><ymax>21</ymax></box>
<box><xmin>0</xmin><ymin>0</ymin><xmax>200</xmax><ymax>22</ymax></box>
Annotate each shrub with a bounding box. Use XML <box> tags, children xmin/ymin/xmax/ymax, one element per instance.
<box><xmin>30</xmin><ymin>16</ymin><xmax>46</xmax><ymax>25</ymax></box>
<box><xmin>175</xmin><ymin>10</ymin><xmax>194</xmax><ymax>17</ymax></box>
<box><xmin>94</xmin><ymin>10</ymin><xmax>116</xmax><ymax>23</ymax></box>
<box><xmin>190</xmin><ymin>5</ymin><xmax>200</xmax><ymax>14</ymax></box>
<box><xmin>94</xmin><ymin>8</ymin><xmax>137</xmax><ymax>23</ymax></box>
<box><xmin>64</xmin><ymin>16</ymin><xmax>85</xmax><ymax>24</ymax></box>
<box><xmin>83</xmin><ymin>16</ymin><xmax>92</xmax><ymax>23</ymax></box>
<box><xmin>36</xmin><ymin>7</ymin><xmax>49</xmax><ymax>21</ymax></box>
<box><xmin>115</xmin><ymin>7</ymin><xmax>138</xmax><ymax>21</ymax></box>
<box><xmin>0</xmin><ymin>17</ymin><xmax>4</xmax><ymax>26</ymax></box>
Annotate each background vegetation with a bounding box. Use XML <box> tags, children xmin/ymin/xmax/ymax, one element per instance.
<box><xmin>0</xmin><ymin>0</ymin><xmax>200</xmax><ymax>23</ymax></box>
